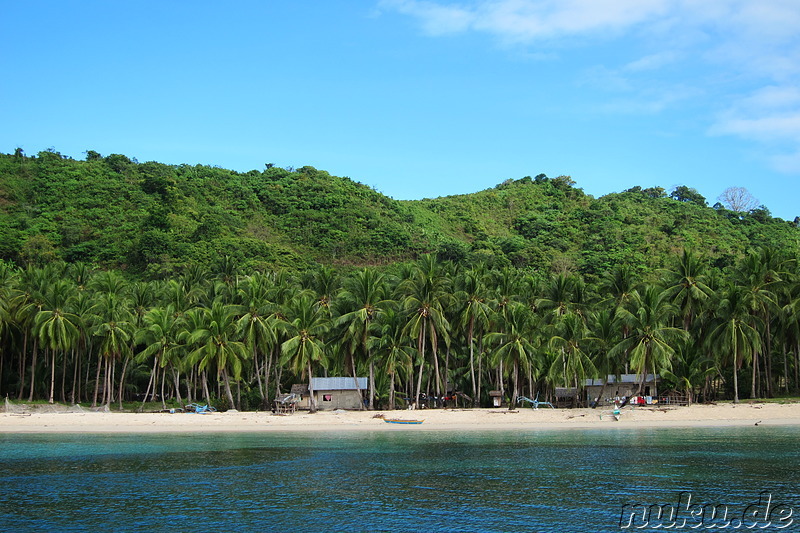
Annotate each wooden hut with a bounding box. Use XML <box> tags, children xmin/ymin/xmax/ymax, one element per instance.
<box><xmin>554</xmin><ymin>387</ymin><xmax>579</xmax><ymax>408</ymax></box>
<box><xmin>584</xmin><ymin>374</ymin><xmax>660</xmax><ymax>406</ymax></box>
<box><xmin>291</xmin><ymin>377</ymin><xmax>368</xmax><ymax>411</ymax></box>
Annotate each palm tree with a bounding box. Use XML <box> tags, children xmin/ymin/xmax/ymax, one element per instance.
<box><xmin>706</xmin><ymin>284</ymin><xmax>762</xmax><ymax>403</ymax></box>
<box><xmin>398</xmin><ymin>254</ymin><xmax>451</xmax><ymax>408</ymax></box>
<box><xmin>278</xmin><ymin>296</ymin><xmax>330</xmax><ymax>413</ymax></box>
<box><xmin>484</xmin><ymin>302</ymin><xmax>540</xmax><ymax>408</ymax></box>
<box><xmin>454</xmin><ymin>269</ymin><xmax>492</xmax><ymax>406</ymax></box>
<box><xmin>33</xmin><ymin>279</ymin><xmax>80</xmax><ymax>403</ymax></box>
<box><xmin>587</xmin><ymin>308</ymin><xmax>620</xmax><ymax>408</ymax></box>
<box><xmin>663</xmin><ymin>248</ymin><xmax>713</xmax><ymax>331</ymax></box>
<box><xmin>237</xmin><ymin>273</ymin><xmax>278</xmax><ymax>403</ymax></box>
<box><xmin>92</xmin><ymin>292</ymin><xmax>133</xmax><ymax>407</ymax></box>
<box><xmin>335</xmin><ymin>268</ymin><xmax>388</xmax><ymax>409</ymax></box>
<box><xmin>536</xmin><ymin>273</ymin><xmax>586</xmax><ymax>322</ymax></box>
<box><xmin>377</xmin><ymin>308</ymin><xmax>416</xmax><ymax>409</ymax></box>
<box><xmin>548</xmin><ymin>312</ymin><xmax>598</xmax><ymax>393</ymax></box>
<box><xmin>135</xmin><ymin>305</ymin><xmax>184</xmax><ymax>409</ymax></box>
<box><xmin>610</xmin><ymin>286</ymin><xmax>688</xmax><ymax>405</ymax></box>
<box><xmin>186</xmin><ymin>301</ymin><xmax>249</xmax><ymax>409</ymax></box>
<box><xmin>736</xmin><ymin>248</ymin><xmax>787</xmax><ymax>397</ymax></box>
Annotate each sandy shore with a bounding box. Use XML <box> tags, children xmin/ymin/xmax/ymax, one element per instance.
<box><xmin>2</xmin><ymin>402</ymin><xmax>799</xmax><ymax>434</ymax></box>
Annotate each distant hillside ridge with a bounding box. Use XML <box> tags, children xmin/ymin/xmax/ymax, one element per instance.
<box><xmin>1</xmin><ymin>149</ymin><xmax>797</xmax><ymax>279</ymax></box>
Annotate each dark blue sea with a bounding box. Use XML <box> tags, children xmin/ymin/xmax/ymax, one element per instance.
<box><xmin>1</xmin><ymin>426</ymin><xmax>798</xmax><ymax>532</ymax></box>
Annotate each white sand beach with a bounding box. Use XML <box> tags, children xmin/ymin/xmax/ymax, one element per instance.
<box><xmin>2</xmin><ymin>402</ymin><xmax>799</xmax><ymax>433</ymax></box>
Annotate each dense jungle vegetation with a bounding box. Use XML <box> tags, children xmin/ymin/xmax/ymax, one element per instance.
<box><xmin>1</xmin><ymin>148</ymin><xmax>799</xmax><ymax>409</ymax></box>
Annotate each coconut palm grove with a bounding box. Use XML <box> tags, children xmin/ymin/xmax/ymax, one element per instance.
<box><xmin>1</xmin><ymin>149</ymin><xmax>800</xmax><ymax>410</ymax></box>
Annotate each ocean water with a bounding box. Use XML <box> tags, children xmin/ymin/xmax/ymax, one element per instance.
<box><xmin>1</xmin><ymin>426</ymin><xmax>799</xmax><ymax>532</ymax></box>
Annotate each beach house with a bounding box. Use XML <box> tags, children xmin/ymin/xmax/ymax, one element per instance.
<box><xmin>291</xmin><ymin>377</ymin><xmax>368</xmax><ymax>411</ymax></box>
<box><xmin>584</xmin><ymin>374</ymin><xmax>660</xmax><ymax>406</ymax></box>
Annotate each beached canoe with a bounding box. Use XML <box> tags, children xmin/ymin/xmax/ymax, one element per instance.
<box><xmin>383</xmin><ymin>418</ymin><xmax>424</xmax><ymax>425</ymax></box>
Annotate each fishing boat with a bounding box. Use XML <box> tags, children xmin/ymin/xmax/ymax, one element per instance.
<box><xmin>383</xmin><ymin>418</ymin><xmax>424</xmax><ymax>425</ymax></box>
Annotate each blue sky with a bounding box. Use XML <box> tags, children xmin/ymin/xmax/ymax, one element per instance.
<box><xmin>2</xmin><ymin>1</ymin><xmax>799</xmax><ymax>220</ymax></box>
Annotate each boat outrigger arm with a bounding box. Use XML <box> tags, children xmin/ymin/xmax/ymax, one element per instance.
<box><xmin>516</xmin><ymin>394</ymin><xmax>555</xmax><ymax>410</ymax></box>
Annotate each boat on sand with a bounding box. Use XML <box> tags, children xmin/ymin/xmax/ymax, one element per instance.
<box><xmin>383</xmin><ymin>418</ymin><xmax>424</xmax><ymax>425</ymax></box>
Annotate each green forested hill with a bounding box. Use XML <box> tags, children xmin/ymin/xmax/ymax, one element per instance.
<box><xmin>1</xmin><ymin>149</ymin><xmax>798</xmax><ymax>278</ymax></box>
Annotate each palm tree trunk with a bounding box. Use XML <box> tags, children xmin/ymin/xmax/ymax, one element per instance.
<box><xmin>201</xmin><ymin>370</ymin><xmax>211</xmax><ymax>406</ymax></box>
<box><xmin>444</xmin><ymin>344</ymin><xmax>450</xmax><ymax>406</ymax></box>
<box><xmin>28</xmin><ymin>338</ymin><xmax>38</xmax><ymax>402</ymax></box>
<box><xmin>222</xmin><ymin>369</ymin><xmax>237</xmax><ymax>408</ymax></box>
<box><xmin>70</xmin><ymin>348</ymin><xmax>78</xmax><ymax>404</ymax></box>
<box><xmin>118</xmin><ymin>354</ymin><xmax>131</xmax><ymax>410</ymax></box>
<box><xmin>92</xmin><ymin>356</ymin><xmax>101</xmax><ymax>407</ymax></box>
<box><xmin>60</xmin><ymin>348</ymin><xmax>69</xmax><ymax>403</ymax></box>
<box><xmin>468</xmin><ymin>319</ymin><xmax>477</xmax><ymax>406</ymax></box>
<box><xmin>18</xmin><ymin>332</ymin><xmax>28</xmax><ymax>400</ymax></box>
<box><xmin>264</xmin><ymin>348</ymin><xmax>274</xmax><ymax>406</ymax></box>
<box><xmin>415</xmin><ymin>326</ymin><xmax>427</xmax><ymax>408</ymax></box>
<box><xmin>160</xmin><ymin>367</ymin><xmax>168</xmax><ymax>409</ymax></box>
<box><xmin>369</xmin><ymin>360</ymin><xmax>375</xmax><ymax>410</ymax></box>
<box><xmin>765</xmin><ymin>314</ymin><xmax>773</xmax><ymax>397</ymax></box>
<box><xmin>49</xmin><ymin>348</ymin><xmax>56</xmax><ymax>404</ymax></box>
<box><xmin>783</xmin><ymin>340</ymin><xmax>790</xmax><ymax>394</ymax></box>
<box><xmin>733</xmin><ymin>355</ymin><xmax>740</xmax><ymax>404</ymax></box>
<box><xmin>477</xmin><ymin>336</ymin><xmax>483</xmax><ymax>407</ymax></box>
<box><xmin>389</xmin><ymin>371</ymin><xmax>396</xmax><ymax>410</ymax></box>
<box><xmin>308</xmin><ymin>362</ymin><xmax>317</xmax><ymax>413</ymax></box>
<box><xmin>350</xmin><ymin>355</ymin><xmax>364</xmax><ymax>411</ymax></box>
<box><xmin>253</xmin><ymin>346</ymin><xmax>264</xmax><ymax>399</ymax></box>
<box><xmin>795</xmin><ymin>341</ymin><xmax>799</xmax><ymax>391</ymax></box>
<box><xmin>509</xmin><ymin>358</ymin><xmax>519</xmax><ymax>411</ymax></box>
<box><xmin>140</xmin><ymin>356</ymin><xmax>158</xmax><ymax>409</ymax></box>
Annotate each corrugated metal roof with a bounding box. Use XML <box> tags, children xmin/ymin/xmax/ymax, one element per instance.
<box><xmin>584</xmin><ymin>374</ymin><xmax>659</xmax><ymax>386</ymax></box>
<box><xmin>310</xmin><ymin>377</ymin><xmax>368</xmax><ymax>391</ymax></box>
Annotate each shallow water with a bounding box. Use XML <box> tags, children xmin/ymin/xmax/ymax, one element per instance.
<box><xmin>1</xmin><ymin>427</ymin><xmax>798</xmax><ymax>532</ymax></box>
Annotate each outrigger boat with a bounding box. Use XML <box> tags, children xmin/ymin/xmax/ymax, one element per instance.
<box><xmin>383</xmin><ymin>418</ymin><xmax>424</xmax><ymax>425</ymax></box>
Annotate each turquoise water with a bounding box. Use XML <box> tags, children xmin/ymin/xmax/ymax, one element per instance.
<box><xmin>1</xmin><ymin>427</ymin><xmax>799</xmax><ymax>532</ymax></box>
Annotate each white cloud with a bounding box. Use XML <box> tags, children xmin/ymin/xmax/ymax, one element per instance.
<box><xmin>710</xmin><ymin>86</ymin><xmax>800</xmax><ymax>172</ymax></box>
<box><xmin>379</xmin><ymin>0</ymin><xmax>475</xmax><ymax>35</ymax></box>
<box><xmin>381</xmin><ymin>0</ymin><xmax>671</xmax><ymax>41</ymax></box>
<box><xmin>381</xmin><ymin>0</ymin><xmax>800</xmax><ymax>173</ymax></box>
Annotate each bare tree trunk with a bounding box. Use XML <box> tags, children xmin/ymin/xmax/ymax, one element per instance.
<box><xmin>172</xmin><ymin>369</ymin><xmax>183</xmax><ymax>406</ymax></box>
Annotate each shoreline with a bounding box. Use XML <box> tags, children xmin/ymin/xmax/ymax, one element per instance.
<box><xmin>2</xmin><ymin>402</ymin><xmax>800</xmax><ymax>434</ymax></box>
